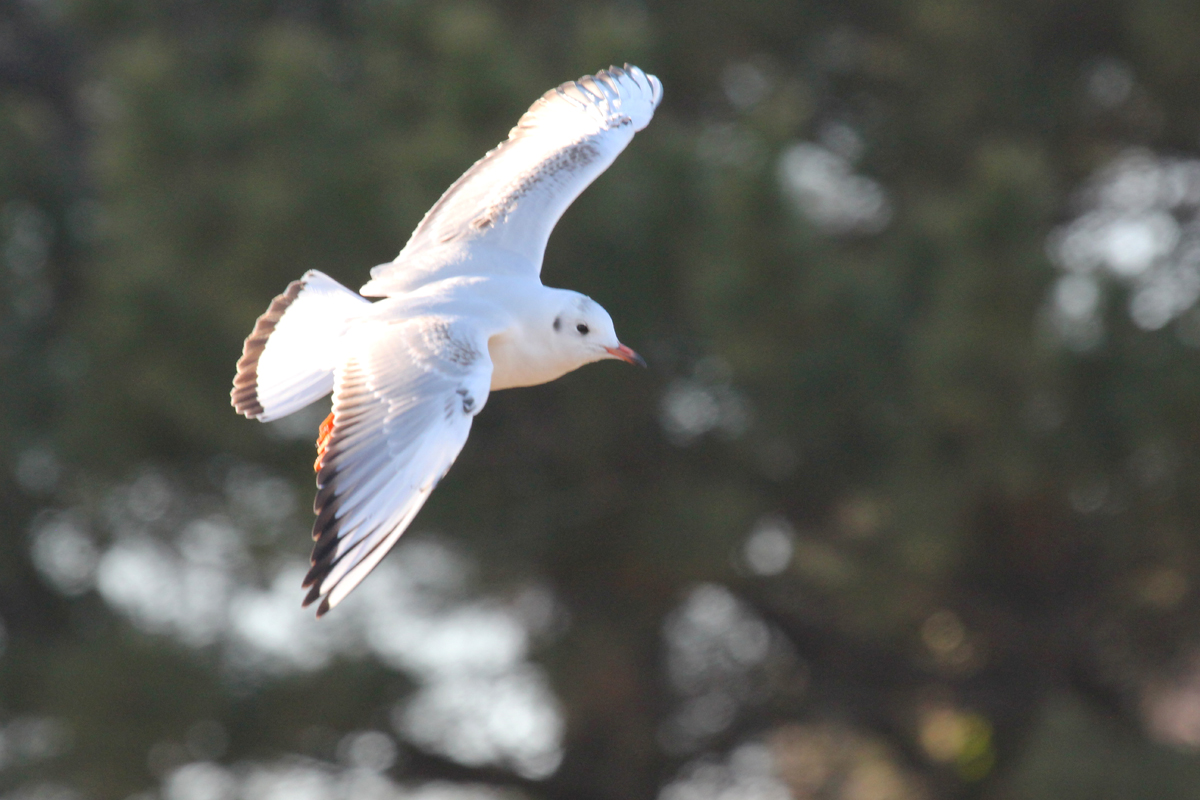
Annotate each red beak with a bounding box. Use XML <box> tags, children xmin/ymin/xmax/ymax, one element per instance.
<box><xmin>605</xmin><ymin>344</ymin><xmax>647</xmax><ymax>368</ymax></box>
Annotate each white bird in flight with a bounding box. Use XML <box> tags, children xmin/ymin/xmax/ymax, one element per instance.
<box><xmin>232</xmin><ymin>65</ymin><xmax>662</xmax><ymax>616</ymax></box>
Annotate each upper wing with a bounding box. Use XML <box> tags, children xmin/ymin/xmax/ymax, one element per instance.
<box><xmin>302</xmin><ymin>315</ymin><xmax>493</xmax><ymax>615</ymax></box>
<box><xmin>359</xmin><ymin>64</ymin><xmax>662</xmax><ymax>296</ymax></box>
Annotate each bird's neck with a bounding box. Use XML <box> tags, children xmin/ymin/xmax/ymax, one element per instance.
<box><xmin>487</xmin><ymin>286</ymin><xmax>578</xmax><ymax>391</ymax></box>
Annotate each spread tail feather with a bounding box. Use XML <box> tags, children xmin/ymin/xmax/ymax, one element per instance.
<box><xmin>231</xmin><ymin>270</ymin><xmax>368</xmax><ymax>422</ymax></box>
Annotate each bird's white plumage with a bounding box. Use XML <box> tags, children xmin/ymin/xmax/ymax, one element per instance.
<box><xmin>359</xmin><ymin>65</ymin><xmax>662</xmax><ymax>296</ymax></box>
<box><xmin>304</xmin><ymin>316</ymin><xmax>495</xmax><ymax>611</ymax></box>
<box><xmin>231</xmin><ymin>270</ymin><xmax>369</xmax><ymax>421</ymax></box>
<box><xmin>233</xmin><ymin>65</ymin><xmax>661</xmax><ymax>615</ymax></box>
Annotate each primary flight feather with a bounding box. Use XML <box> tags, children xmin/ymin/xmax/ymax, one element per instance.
<box><xmin>232</xmin><ymin>65</ymin><xmax>661</xmax><ymax>616</ymax></box>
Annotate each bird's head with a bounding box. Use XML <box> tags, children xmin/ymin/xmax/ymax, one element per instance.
<box><xmin>550</xmin><ymin>292</ymin><xmax>645</xmax><ymax>370</ymax></box>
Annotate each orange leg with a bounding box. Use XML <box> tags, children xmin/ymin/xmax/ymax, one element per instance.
<box><xmin>314</xmin><ymin>412</ymin><xmax>334</xmax><ymax>472</ymax></box>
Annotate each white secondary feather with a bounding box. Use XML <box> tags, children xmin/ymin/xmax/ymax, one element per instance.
<box><xmin>359</xmin><ymin>65</ymin><xmax>662</xmax><ymax>296</ymax></box>
<box><xmin>233</xmin><ymin>65</ymin><xmax>661</xmax><ymax>615</ymax></box>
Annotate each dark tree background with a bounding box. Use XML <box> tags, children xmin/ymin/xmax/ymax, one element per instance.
<box><xmin>5</xmin><ymin>1</ymin><xmax>1200</xmax><ymax>798</ymax></box>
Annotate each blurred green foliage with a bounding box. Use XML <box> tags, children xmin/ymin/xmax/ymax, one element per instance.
<box><xmin>5</xmin><ymin>0</ymin><xmax>1200</xmax><ymax>798</ymax></box>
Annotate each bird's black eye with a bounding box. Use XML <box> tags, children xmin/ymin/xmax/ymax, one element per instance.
<box><xmin>576</xmin><ymin>323</ymin><xmax>589</xmax><ymax>335</ymax></box>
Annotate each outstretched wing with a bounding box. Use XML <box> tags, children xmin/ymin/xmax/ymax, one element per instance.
<box><xmin>360</xmin><ymin>64</ymin><xmax>662</xmax><ymax>296</ymax></box>
<box><xmin>302</xmin><ymin>316</ymin><xmax>493</xmax><ymax>615</ymax></box>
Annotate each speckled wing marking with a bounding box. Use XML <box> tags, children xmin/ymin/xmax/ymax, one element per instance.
<box><xmin>464</xmin><ymin>140</ymin><xmax>604</xmax><ymax>234</ymax></box>
<box><xmin>302</xmin><ymin>316</ymin><xmax>493</xmax><ymax>616</ymax></box>
<box><xmin>360</xmin><ymin>64</ymin><xmax>663</xmax><ymax>296</ymax></box>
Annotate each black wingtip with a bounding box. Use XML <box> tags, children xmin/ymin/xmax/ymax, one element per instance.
<box><xmin>302</xmin><ymin>583</ymin><xmax>321</xmax><ymax>607</ymax></box>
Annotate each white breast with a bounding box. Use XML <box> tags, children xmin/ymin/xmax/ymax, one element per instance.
<box><xmin>487</xmin><ymin>327</ymin><xmax>575</xmax><ymax>390</ymax></box>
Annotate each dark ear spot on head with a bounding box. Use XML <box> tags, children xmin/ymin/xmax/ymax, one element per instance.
<box><xmin>553</xmin><ymin>316</ymin><xmax>561</xmax><ymax>332</ymax></box>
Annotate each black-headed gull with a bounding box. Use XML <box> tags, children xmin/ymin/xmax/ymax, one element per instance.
<box><xmin>232</xmin><ymin>65</ymin><xmax>662</xmax><ymax>615</ymax></box>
